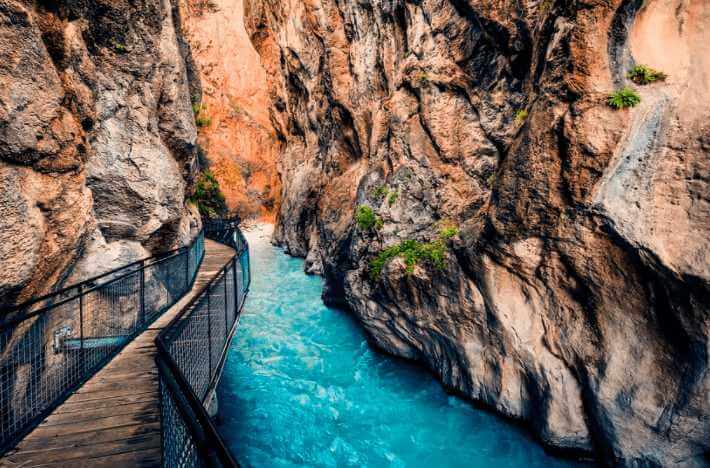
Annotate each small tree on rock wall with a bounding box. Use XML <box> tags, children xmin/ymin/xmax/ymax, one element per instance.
<box><xmin>189</xmin><ymin>170</ymin><xmax>228</xmax><ymax>219</ymax></box>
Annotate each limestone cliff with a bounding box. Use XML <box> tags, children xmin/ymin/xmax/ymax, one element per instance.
<box><xmin>244</xmin><ymin>0</ymin><xmax>709</xmax><ymax>465</ymax></box>
<box><xmin>0</xmin><ymin>0</ymin><xmax>201</xmax><ymax>308</ymax></box>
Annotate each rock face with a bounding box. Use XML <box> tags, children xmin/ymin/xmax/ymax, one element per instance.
<box><xmin>180</xmin><ymin>0</ymin><xmax>280</xmax><ymax>220</ymax></box>
<box><xmin>244</xmin><ymin>0</ymin><xmax>709</xmax><ymax>465</ymax></box>
<box><xmin>0</xmin><ymin>0</ymin><xmax>201</xmax><ymax>307</ymax></box>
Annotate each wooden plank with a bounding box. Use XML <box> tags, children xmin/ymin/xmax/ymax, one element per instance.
<box><xmin>13</xmin><ymin>423</ymin><xmax>160</xmax><ymax>452</ymax></box>
<box><xmin>57</xmin><ymin>388</ymin><xmax>157</xmax><ymax>404</ymax></box>
<box><xmin>28</xmin><ymin>412</ymin><xmax>159</xmax><ymax>439</ymax></box>
<box><xmin>37</xmin><ymin>401</ymin><xmax>157</xmax><ymax>427</ymax></box>
<box><xmin>5</xmin><ymin>434</ymin><xmax>160</xmax><ymax>465</ymax></box>
<box><xmin>74</xmin><ymin>378</ymin><xmax>158</xmax><ymax>395</ymax></box>
<box><xmin>77</xmin><ymin>375</ymin><xmax>158</xmax><ymax>391</ymax></box>
<box><xmin>53</xmin><ymin>392</ymin><xmax>157</xmax><ymax>414</ymax></box>
<box><xmin>35</xmin><ymin>447</ymin><xmax>162</xmax><ymax>468</ymax></box>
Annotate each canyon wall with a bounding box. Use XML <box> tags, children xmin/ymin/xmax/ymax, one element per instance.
<box><xmin>244</xmin><ymin>0</ymin><xmax>709</xmax><ymax>466</ymax></box>
<box><xmin>0</xmin><ymin>0</ymin><xmax>201</xmax><ymax>308</ymax></box>
<box><xmin>179</xmin><ymin>0</ymin><xmax>280</xmax><ymax>220</ymax></box>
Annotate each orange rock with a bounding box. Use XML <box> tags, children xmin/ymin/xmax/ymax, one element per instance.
<box><xmin>181</xmin><ymin>0</ymin><xmax>280</xmax><ymax>221</ymax></box>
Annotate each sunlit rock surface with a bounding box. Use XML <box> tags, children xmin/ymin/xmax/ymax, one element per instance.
<box><xmin>180</xmin><ymin>0</ymin><xmax>280</xmax><ymax>220</ymax></box>
<box><xmin>244</xmin><ymin>0</ymin><xmax>710</xmax><ymax>465</ymax></box>
<box><xmin>0</xmin><ymin>0</ymin><xmax>201</xmax><ymax>306</ymax></box>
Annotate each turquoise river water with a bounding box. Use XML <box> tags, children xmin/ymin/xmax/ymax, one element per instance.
<box><xmin>217</xmin><ymin>225</ymin><xmax>587</xmax><ymax>468</ymax></box>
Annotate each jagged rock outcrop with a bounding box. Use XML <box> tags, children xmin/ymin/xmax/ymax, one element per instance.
<box><xmin>0</xmin><ymin>0</ymin><xmax>201</xmax><ymax>307</ymax></box>
<box><xmin>244</xmin><ymin>0</ymin><xmax>709</xmax><ymax>465</ymax></box>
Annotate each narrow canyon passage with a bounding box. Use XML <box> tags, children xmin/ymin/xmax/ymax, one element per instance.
<box><xmin>0</xmin><ymin>0</ymin><xmax>707</xmax><ymax>465</ymax></box>
<box><xmin>216</xmin><ymin>225</ymin><xmax>586</xmax><ymax>467</ymax></box>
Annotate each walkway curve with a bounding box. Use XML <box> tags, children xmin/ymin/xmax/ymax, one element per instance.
<box><xmin>0</xmin><ymin>239</ymin><xmax>236</xmax><ymax>468</ymax></box>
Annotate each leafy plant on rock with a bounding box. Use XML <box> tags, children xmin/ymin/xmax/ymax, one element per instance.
<box><xmin>369</xmin><ymin>226</ymin><xmax>459</xmax><ymax>280</ymax></box>
<box><xmin>370</xmin><ymin>185</ymin><xmax>389</xmax><ymax>201</ymax></box>
<box><xmin>196</xmin><ymin>116</ymin><xmax>212</xmax><ymax>127</ymax></box>
<box><xmin>355</xmin><ymin>205</ymin><xmax>383</xmax><ymax>232</ymax></box>
<box><xmin>414</xmin><ymin>71</ymin><xmax>429</xmax><ymax>85</ymax></box>
<box><xmin>627</xmin><ymin>65</ymin><xmax>667</xmax><ymax>85</ymax></box>
<box><xmin>486</xmin><ymin>173</ymin><xmax>496</xmax><ymax>188</ymax></box>
<box><xmin>193</xmin><ymin>103</ymin><xmax>212</xmax><ymax>128</ymax></box>
<box><xmin>607</xmin><ymin>87</ymin><xmax>641</xmax><ymax>110</ymax></box>
<box><xmin>113</xmin><ymin>42</ymin><xmax>127</xmax><ymax>54</ymax></box>
<box><xmin>439</xmin><ymin>225</ymin><xmax>459</xmax><ymax>240</ymax></box>
<box><xmin>188</xmin><ymin>170</ymin><xmax>227</xmax><ymax>218</ymax></box>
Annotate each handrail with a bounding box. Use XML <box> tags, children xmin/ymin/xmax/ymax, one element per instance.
<box><xmin>156</xmin><ymin>218</ymin><xmax>249</xmax><ymax>467</ymax></box>
<box><xmin>0</xmin><ymin>229</ymin><xmax>206</xmax><ymax>456</ymax></box>
<box><xmin>1</xmin><ymin>234</ymin><xmax>201</xmax><ymax>320</ymax></box>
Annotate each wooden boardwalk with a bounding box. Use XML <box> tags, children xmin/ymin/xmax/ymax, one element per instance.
<box><xmin>1</xmin><ymin>239</ymin><xmax>236</xmax><ymax>468</ymax></box>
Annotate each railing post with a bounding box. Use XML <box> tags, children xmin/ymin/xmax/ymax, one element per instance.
<box><xmin>232</xmin><ymin>258</ymin><xmax>238</xmax><ymax>319</ymax></box>
<box><xmin>224</xmin><ymin>267</ymin><xmax>229</xmax><ymax>337</ymax></box>
<box><xmin>206</xmin><ymin>285</ymin><xmax>213</xmax><ymax>379</ymax></box>
<box><xmin>185</xmin><ymin>247</ymin><xmax>190</xmax><ymax>290</ymax></box>
<box><xmin>248</xmin><ymin>249</ymin><xmax>251</xmax><ymax>288</ymax></box>
<box><xmin>79</xmin><ymin>285</ymin><xmax>85</xmax><ymax>374</ymax></box>
<box><xmin>139</xmin><ymin>260</ymin><xmax>146</xmax><ymax>328</ymax></box>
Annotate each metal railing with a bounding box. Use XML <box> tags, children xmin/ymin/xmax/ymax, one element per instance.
<box><xmin>0</xmin><ymin>229</ymin><xmax>206</xmax><ymax>455</ymax></box>
<box><xmin>156</xmin><ymin>219</ymin><xmax>250</xmax><ymax>468</ymax></box>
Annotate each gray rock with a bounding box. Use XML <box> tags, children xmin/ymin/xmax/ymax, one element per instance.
<box><xmin>0</xmin><ymin>0</ymin><xmax>201</xmax><ymax>307</ymax></box>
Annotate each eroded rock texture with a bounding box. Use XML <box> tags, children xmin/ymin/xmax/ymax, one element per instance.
<box><xmin>244</xmin><ymin>0</ymin><xmax>709</xmax><ymax>465</ymax></box>
<box><xmin>0</xmin><ymin>0</ymin><xmax>201</xmax><ymax>307</ymax></box>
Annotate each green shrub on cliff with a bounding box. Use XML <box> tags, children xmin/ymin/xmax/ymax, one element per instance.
<box><xmin>415</xmin><ymin>72</ymin><xmax>429</xmax><ymax>85</ymax></box>
<box><xmin>627</xmin><ymin>65</ymin><xmax>667</xmax><ymax>85</ymax></box>
<box><xmin>370</xmin><ymin>227</ymin><xmax>458</xmax><ymax>280</ymax></box>
<box><xmin>486</xmin><ymin>173</ymin><xmax>496</xmax><ymax>188</ymax></box>
<box><xmin>355</xmin><ymin>205</ymin><xmax>383</xmax><ymax>231</ymax></box>
<box><xmin>370</xmin><ymin>239</ymin><xmax>447</xmax><ymax>280</ymax></box>
<box><xmin>439</xmin><ymin>225</ymin><xmax>459</xmax><ymax>240</ymax></box>
<box><xmin>387</xmin><ymin>191</ymin><xmax>399</xmax><ymax>206</ymax></box>
<box><xmin>189</xmin><ymin>170</ymin><xmax>227</xmax><ymax>218</ymax></box>
<box><xmin>370</xmin><ymin>186</ymin><xmax>399</xmax><ymax>207</ymax></box>
<box><xmin>370</xmin><ymin>185</ymin><xmax>389</xmax><ymax>201</ymax></box>
<box><xmin>607</xmin><ymin>87</ymin><xmax>641</xmax><ymax>110</ymax></box>
<box><xmin>514</xmin><ymin>109</ymin><xmax>528</xmax><ymax>123</ymax></box>
<box><xmin>193</xmin><ymin>103</ymin><xmax>212</xmax><ymax>128</ymax></box>
<box><xmin>195</xmin><ymin>116</ymin><xmax>212</xmax><ymax>128</ymax></box>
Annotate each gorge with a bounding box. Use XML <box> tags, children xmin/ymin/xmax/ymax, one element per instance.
<box><xmin>0</xmin><ymin>0</ymin><xmax>708</xmax><ymax>467</ymax></box>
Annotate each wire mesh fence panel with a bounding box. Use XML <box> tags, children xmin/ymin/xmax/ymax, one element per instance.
<box><xmin>145</xmin><ymin>253</ymin><xmax>189</xmax><ymax>324</ymax></box>
<box><xmin>160</xmin><ymin>373</ymin><xmax>203</xmax><ymax>468</ymax></box>
<box><xmin>209</xmin><ymin>276</ymin><xmax>227</xmax><ymax>383</ymax></box>
<box><xmin>166</xmin><ymin>294</ymin><xmax>212</xmax><ymax>401</ymax></box>
<box><xmin>239</xmin><ymin>249</ymin><xmax>250</xmax><ymax>303</ymax></box>
<box><xmin>225</xmin><ymin>263</ymin><xmax>236</xmax><ymax>333</ymax></box>
<box><xmin>81</xmin><ymin>271</ymin><xmax>140</xmax><ymax>372</ymax></box>
<box><xmin>189</xmin><ymin>232</ymin><xmax>205</xmax><ymax>285</ymax></box>
<box><xmin>0</xmin><ymin>297</ymin><xmax>82</xmax><ymax>450</ymax></box>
